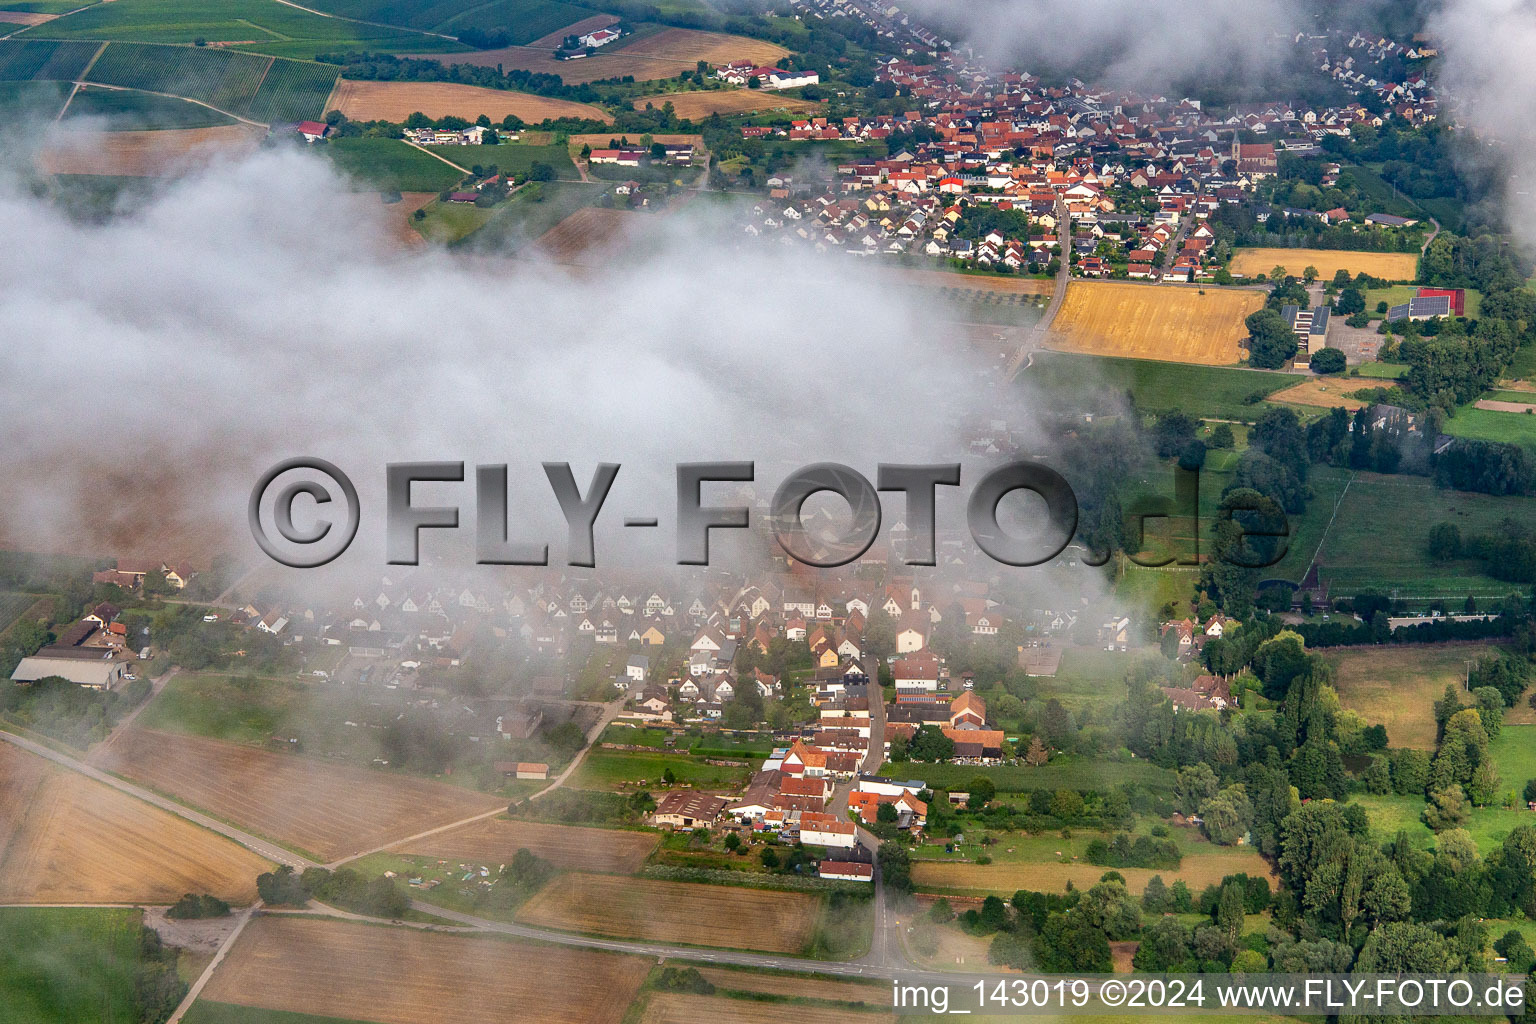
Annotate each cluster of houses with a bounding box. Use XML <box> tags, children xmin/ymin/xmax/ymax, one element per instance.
<box><xmin>735</xmin><ymin>15</ymin><xmax>1439</xmax><ymax>276</ymax></box>
<box><xmin>401</xmin><ymin>125</ymin><xmax>498</xmax><ymax>146</ymax></box>
<box><xmin>91</xmin><ymin>558</ymin><xmax>197</xmax><ymax>592</ymax></box>
<box><xmin>589</xmin><ymin>142</ymin><xmax>695</xmax><ymax>167</ymax></box>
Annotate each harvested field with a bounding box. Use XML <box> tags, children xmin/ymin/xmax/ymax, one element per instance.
<box><xmin>517</xmin><ymin>872</ymin><xmax>819</xmax><ymax>952</ymax></box>
<box><xmin>1272</xmin><ymin>377</ymin><xmax>1367</xmax><ymax>409</ymax></box>
<box><xmin>631</xmin><ymin>88</ymin><xmax>822</xmax><ymax>118</ymax></box>
<box><xmin>531</xmin><ymin>205</ymin><xmax>640</xmax><ymax>264</ymax></box>
<box><xmin>387</xmin><ymin>191</ymin><xmax>434</xmax><ymax>248</ymax></box>
<box><xmin>409</xmin><ymin>27</ymin><xmax>787</xmax><ymax>85</ymax></box>
<box><xmin>640</xmin><ymin>993</ymin><xmax>894</xmax><ymax>1024</ymax></box>
<box><xmin>0</xmin><ymin>11</ymin><xmax>54</xmax><ymax>24</ymax></box>
<box><xmin>0</xmin><ymin>744</ymin><xmax>270</xmax><ymax>904</ymax></box>
<box><xmin>693</xmin><ymin>967</ymin><xmax>886</xmax><ymax>1004</ymax></box>
<box><xmin>1049</xmin><ymin>281</ymin><xmax>1262</xmax><ymax>364</ymax></box>
<box><xmin>1230</xmin><ymin>247</ymin><xmax>1419</xmax><ymax>281</ymax></box>
<box><xmin>911</xmin><ymin>848</ymin><xmax>1275</xmax><ymax>896</ymax></box>
<box><xmin>94</xmin><ymin>728</ymin><xmax>503</xmax><ymax>861</ymax></box>
<box><xmin>328</xmin><ymin>78</ymin><xmax>610</xmax><ymax>124</ymax></box>
<box><xmin>202</xmin><ymin>914</ymin><xmax>647</xmax><ymax>1024</ymax></box>
<box><xmin>394</xmin><ymin>817</ymin><xmax>658</xmax><ymax>874</ymax></box>
<box><xmin>36</xmin><ymin>124</ymin><xmax>262</xmax><ymax>176</ymax></box>
<box><xmin>1476</xmin><ymin>399</ymin><xmax>1536</xmax><ymax>413</ymax></box>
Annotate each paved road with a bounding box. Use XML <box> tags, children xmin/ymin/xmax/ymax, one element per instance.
<box><xmin>1007</xmin><ymin>199</ymin><xmax>1071</xmax><ymax>379</ymax></box>
<box><xmin>0</xmin><ymin>729</ymin><xmax>313</xmax><ymax>869</ymax></box>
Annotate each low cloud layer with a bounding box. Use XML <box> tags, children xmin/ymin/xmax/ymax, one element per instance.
<box><xmin>0</xmin><ymin>141</ymin><xmax>1064</xmax><ymax>590</ymax></box>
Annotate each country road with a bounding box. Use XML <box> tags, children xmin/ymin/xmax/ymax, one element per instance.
<box><xmin>1007</xmin><ymin>198</ymin><xmax>1071</xmax><ymax>379</ymax></box>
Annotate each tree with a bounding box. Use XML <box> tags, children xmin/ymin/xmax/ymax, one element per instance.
<box><xmin>1216</xmin><ymin>881</ymin><xmax>1246</xmax><ymax>942</ymax></box>
<box><xmin>723</xmin><ymin>831</ymin><xmax>741</xmax><ymax>851</ymax></box>
<box><xmin>967</xmin><ymin>775</ymin><xmax>997</xmax><ymax>810</ymax></box>
<box><xmin>1050</xmin><ymin>789</ymin><xmax>1084</xmax><ymax>819</ymax></box>
<box><xmin>1427</xmin><ymin>522</ymin><xmax>1462</xmax><ymax>560</ymax></box>
<box><xmin>1210</xmin><ymin>423</ymin><xmax>1236</xmax><ymax>449</ymax></box>
<box><xmin>876</xmin><ymin>801</ymin><xmax>899</xmax><ymax>823</ymax></box>
<box><xmin>1335</xmin><ymin>287</ymin><xmax>1366</xmax><ymax>315</ymax></box>
<box><xmin>1024</xmin><ymin>735</ymin><xmax>1049</xmax><ymax>766</ymax></box>
<box><xmin>1246</xmin><ymin>308</ymin><xmax>1299</xmax><ymax>368</ymax></box>
<box><xmin>1200</xmin><ymin>785</ymin><xmax>1253</xmax><ymax>845</ymax></box>
<box><xmin>1303</xmin><ymin>265</ymin><xmax>1319</xmax><ymax>284</ymax></box>
<box><xmin>1310</xmin><ymin>347</ymin><xmax>1346</xmax><ymax>374</ymax></box>
<box><xmin>909</xmin><ymin>725</ymin><xmax>954</xmax><ymax>762</ymax></box>
<box><xmin>1423</xmin><ymin>784</ymin><xmax>1470</xmax><ymax>831</ymax></box>
<box><xmin>1175</xmin><ymin>763</ymin><xmax>1219</xmax><ymax>815</ymax></box>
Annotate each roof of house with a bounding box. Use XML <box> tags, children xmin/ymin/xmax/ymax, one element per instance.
<box><xmin>655</xmin><ymin>790</ymin><xmax>729</xmax><ymax>820</ymax></box>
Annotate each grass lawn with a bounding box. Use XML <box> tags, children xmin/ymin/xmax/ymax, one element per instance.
<box><xmin>878</xmin><ymin>756</ymin><xmax>1175</xmax><ymax>795</ymax></box>
<box><xmin>1304</xmin><ymin>470</ymin><xmax>1536</xmax><ymax>596</ymax></box>
<box><xmin>1351</xmin><ymin>793</ymin><xmax>1434</xmax><ymax>845</ymax></box>
<box><xmin>1354</xmin><ymin>361</ymin><xmax>1407</xmax><ymax>379</ymax></box>
<box><xmin>598</xmin><ymin>724</ymin><xmax>673</xmax><ymax>747</ymax></box>
<box><xmin>1116</xmin><ymin>565</ymin><xmax>1200</xmax><ymax>620</ymax></box>
<box><xmin>0</xmin><ymin>908</ymin><xmax>146</xmax><ymax>1024</ymax></box>
<box><xmin>414</xmin><ymin>197</ymin><xmax>492</xmax><ymax>244</ymax></box>
<box><xmin>426</xmin><ymin>141</ymin><xmax>574</xmax><ymax>178</ymax></box>
<box><xmin>571</xmin><ymin>749</ymin><xmax>753</xmax><ymax>791</ymax></box>
<box><xmin>324</xmin><ymin>137</ymin><xmax>465</xmax><ymax>192</ymax></box>
<box><xmin>1443</xmin><ymin>406</ymin><xmax>1536</xmax><ymax>450</ymax></box>
<box><xmin>136</xmin><ymin>671</ymin><xmax>309</xmax><ymax>744</ymax></box>
<box><xmin>1024</xmin><ymin>351</ymin><xmax>1294</xmax><ymax>421</ymax></box>
<box><xmin>1266</xmin><ymin>463</ymin><xmax>1351</xmax><ymax>584</ymax></box>
<box><xmin>183</xmin><ymin>1003</ymin><xmax>380</xmax><ymax>1024</ymax></box>
<box><xmin>455</xmin><ymin>178</ymin><xmax>602</xmax><ymax>252</ymax></box>
<box><xmin>1327</xmin><ymin>643</ymin><xmax>1507</xmax><ymax>749</ymax></box>
<box><xmin>1488</xmin><ymin>725</ymin><xmax>1536</xmax><ymax>796</ymax></box>
<box><xmin>1033</xmin><ymin>647</ymin><xmax>1155</xmax><ymax>710</ymax></box>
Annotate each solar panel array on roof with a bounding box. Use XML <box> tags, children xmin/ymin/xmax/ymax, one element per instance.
<box><xmin>1309</xmin><ymin>306</ymin><xmax>1329</xmax><ymax>335</ymax></box>
<box><xmin>1410</xmin><ymin>295</ymin><xmax>1452</xmax><ymax>317</ymax></box>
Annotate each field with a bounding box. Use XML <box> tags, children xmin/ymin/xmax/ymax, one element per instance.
<box><xmin>691</xmin><ymin>966</ymin><xmax>887</xmax><ymax>1004</ymax></box>
<box><xmin>77</xmin><ymin>42</ymin><xmax>337</xmax><ymax>122</ymax></box>
<box><xmin>200</xmin><ymin>914</ymin><xmax>648</xmax><ymax>1024</ymax></box>
<box><xmin>570</xmin><ymin>748</ymin><xmax>753</xmax><ymax>790</ymax></box>
<box><xmin>1270</xmin><ymin>376</ymin><xmax>1368</xmax><ymax>409</ymax></box>
<box><xmin>1302</xmin><ymin>469</ymin><xmax>1536</xmax><ymax>596</ymax></box>
<box><xmin>62</xmin><ymin>85</ymin><xmax>237</xmax><ymax>128</ymax></box>
<box><xmin>412</xmin><ymin>27</ymin><xmax>788</xmax><ymax>85</ymax></box>
<box><xmin>911</xmin><ymin>845</ymin><xmax>1275</xmax><ymax>896</ymax></box>
<box><xmin>531</xmin><ymin>205</ymin><xmax>639</xmax><ymax>264</ymax></box>
<box><xmin>631</xmin><ymin>88</ymin><xmax>823</xmax><ymax>118</ymax></box>
<box><xmin>322</xmin><ymin>137</ymin><xmax>464</xmax><ymax>192</ymax></box>
<box><xmin>17</xmin><ymin>0</ymin><xmax>455</xmax><ymax>60</ymax></box>
<box><xmin>1327</xmin><ymin>643</ymin><xmax>1507</xmax><ymax>749</ymax></box>
<box><xmin>878</xmin><ymin>756</ymin><xmax>1174</xmax><ymax>795</ymax></box>
<box><xmin>0</xmin><ymin>38</ymin><xmax>101</xmax><ymax>80</ymax></box>
<box><xmin>1049</xmin><ymin>281</ymin><xmax>1264</xmax><ymax>364</ymax></box>
<box><xmin>0</xmin><ymin>591</ymin><xmax>45</xmax><ymax>635</ymax></box>
<box><xmin>297</xmin><ymin>0</ymin><xmax>589</xmax><ymax>42</ymax></box>
<box><xmin>639</xmin><ymin>993</ymin><xmax>894</xmax><ymax>1024</ymax></box>
<box><xmin>1444</xmin><ymin>406</ymin><xmax>1536</xmax><ymax>449</ymax></box>
<box><xmin>1229</xmin><ymin>247</ymin><xmax>1419</xmax><ymax>281</ymax></box>
<box><xmin>185</xmin><ymin>1006</ymin><xmax>379</xmax><ymax>1024</ymax></box>
<box><xmin>0</xmin><ymin>908</ymin><xmax>146</xmax><ymax>1024</ymax></box>
<box><xmin>880</xmin><ymin>265</ymin><xmax>1055</xmax><ymax>296</ymax></box>
<box><xmin>516</xmin><ymin>872</ymin><xmax>820</xmax><ymax>952</ymax></box>
<box><xmin>327</xmin><ymin>78</ymin><xmax>609</xmax><ymax>124</ymax></box>
<box><xmin>393</xmin><ymin>817</ymin><xmax>658</xmax><ymax>873</ymax></box>
<box><xmin>1488</xmin><ymin>725</ymin><xmax>1536</xmax><ymax>790</ymax></box>
<box><xmin>0</xmin><ymin>78</ymin><xmax>71</xmax><ymax>118</ymax></box>
<box><xmin>0</xmin><ymin>744</ymin><xmax>271</xmax><ymax>904</ymax></box>
<box><xmin>1026</xmin><ymin>346</ymin><xmax>1289</xmax><ymax>425</ymax></box>
<box><xmin>36</xmin><ymin>123</ymin><xmax>263</xmax><ymax>175</ymax></box>
<box><xmin>94</xmin><ymin>727</ymin><xmax>503</xmax><ymax>861</ymax></box>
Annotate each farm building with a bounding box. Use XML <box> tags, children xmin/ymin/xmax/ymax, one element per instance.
<box><xmin>800</xmin><ymin>818</ymin><xmax>858</xmax><ymax>848</ymax></box>
<box><xmin>579</xmin><ymin>28</ymin><xmax>621</xmax><ymax>47</ymax></box>
<box><xmin>11</xmin><ymin>649</ymin><xmax>132</xmax><ymax>690</ymax></box>
<box><xmin>653</xmin><ymin>791</ymin><xmax>728</xmax><ymax>830</ymax></box>
<box><xmin>819</xmin><ymin>860</ymin><xmax>873</xmax><ymax>882</ymax></box>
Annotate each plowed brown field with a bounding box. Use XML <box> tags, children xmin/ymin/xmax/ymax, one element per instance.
<box><xmin>94</xmin><ymin>728</ymin><xmax>502</xmax><ymax>861</ymax></box>
<box><xmin>0</xmin><ymin>743</ymin><xmax>270</xmax><ymax>903</ymax></box>
<box><xmin>202</xmin><ymin>915</ymin><xmax>647</xmax><ymax>1024</ymax></box>
<box><xmin>396</xmin><ymin>818</ymin><xmax>657</xmax><ymax>874</ymax></box>
<box><xmin>516</xmin><ymin>873</ymin><xmax>819</xmax><ymax>952</ymax></box>
<box><xmin>329</xmin><ymin>79</ymin><xmax>611</xmax><ymax>124</ymax></box>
